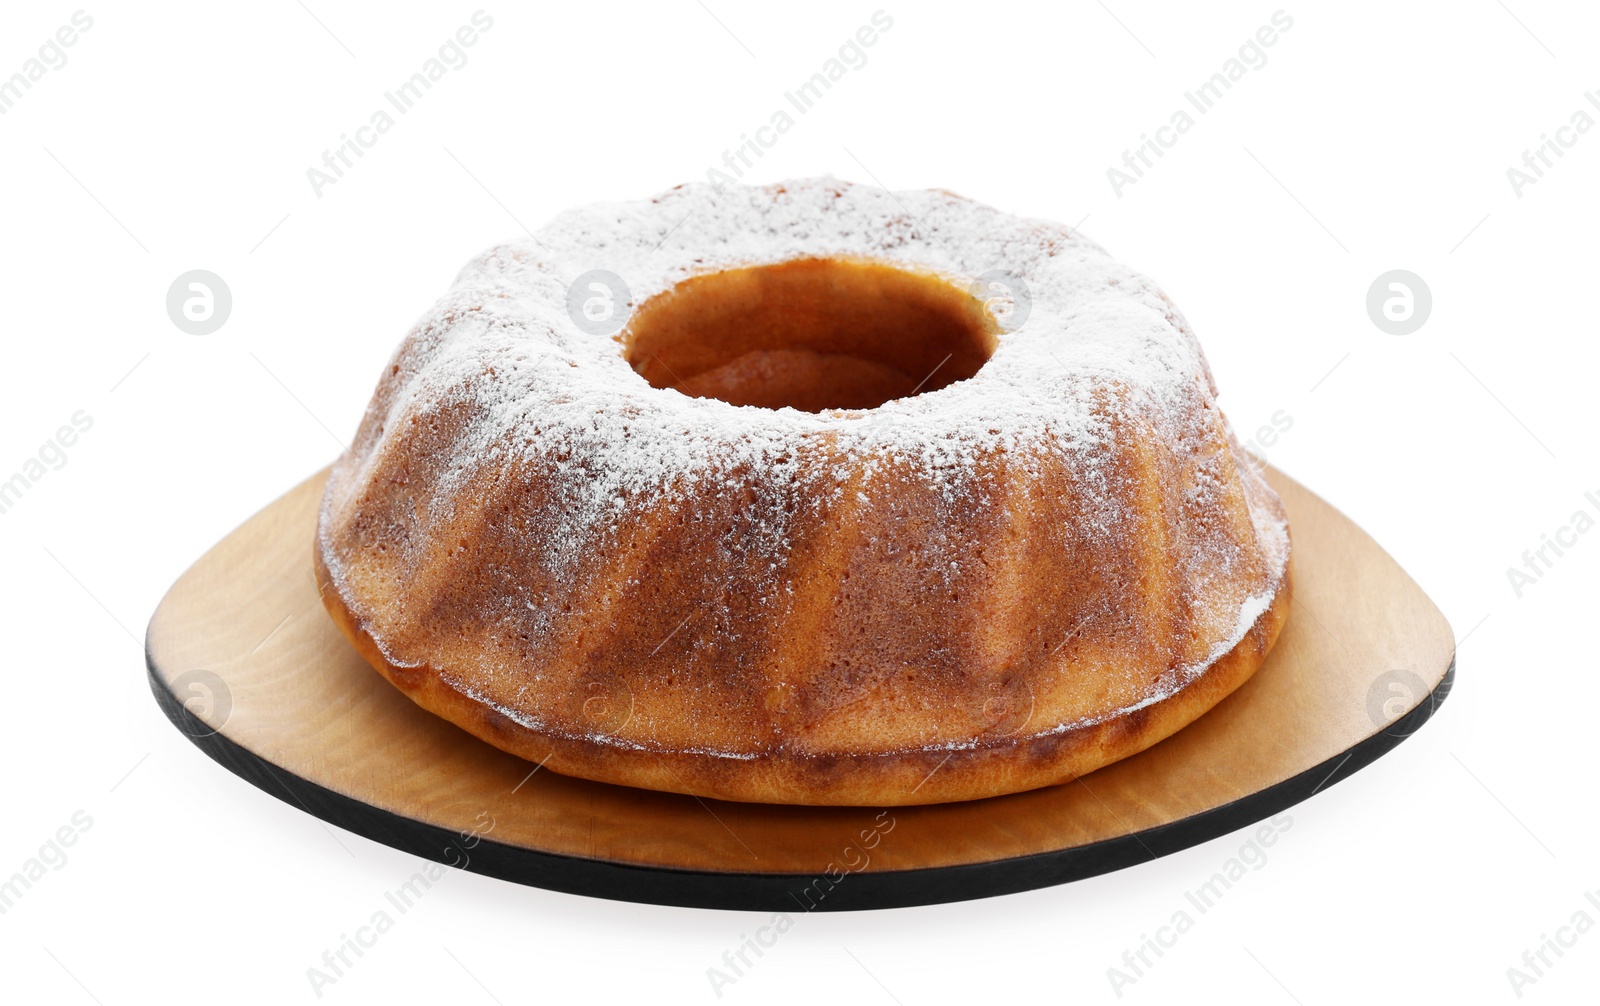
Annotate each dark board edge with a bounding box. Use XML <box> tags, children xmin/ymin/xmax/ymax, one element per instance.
<box><xmin>147</xmin><ymin>649</ymin><xmax>1454</xmax><ymax>912</ymax></box>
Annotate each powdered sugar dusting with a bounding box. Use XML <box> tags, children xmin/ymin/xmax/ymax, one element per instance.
<box><xmin>336</xmin><ymin>179</ymin><xmax>1236</xmax><ymax>573</ymax></box>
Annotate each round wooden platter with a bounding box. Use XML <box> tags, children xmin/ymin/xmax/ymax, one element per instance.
<box><xmin>146</xmin><ymin>467</ymin><xmax>1453</xmax><ymax>912</ymax></box>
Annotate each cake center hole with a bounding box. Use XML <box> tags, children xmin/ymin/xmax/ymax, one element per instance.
<box><xmin>621</xmin><ymin>258</ymin><xmax>1000</xmax><ymax>412</ymax></box>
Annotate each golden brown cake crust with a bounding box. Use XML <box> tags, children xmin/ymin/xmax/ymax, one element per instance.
<box><xmin>316</xmin><ymin>544</ymin><xmax>1290</xmax><ymax>805</ymax></box>
<box><xmin>315</xmin><ymin>180</ymin><xmax>1294</xmax><ymax>806</ymax></box>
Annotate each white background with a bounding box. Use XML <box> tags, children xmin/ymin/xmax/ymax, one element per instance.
<box><xmin>1</xmin><ymin>1</ymin><xmax>1596</xmax><ymax>1003</ymax></box>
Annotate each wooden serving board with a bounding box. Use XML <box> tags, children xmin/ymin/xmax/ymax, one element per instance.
<box><xmin>146</xmin><ymin>468</ymin><xmax>1453</xmax><ymax>911</ymax></box>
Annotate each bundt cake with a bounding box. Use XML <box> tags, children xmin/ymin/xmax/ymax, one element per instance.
<box><xmin>315</xmin><ymin>178</ymin><xmax>1291</xmax><ymax>806</ymax></box>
